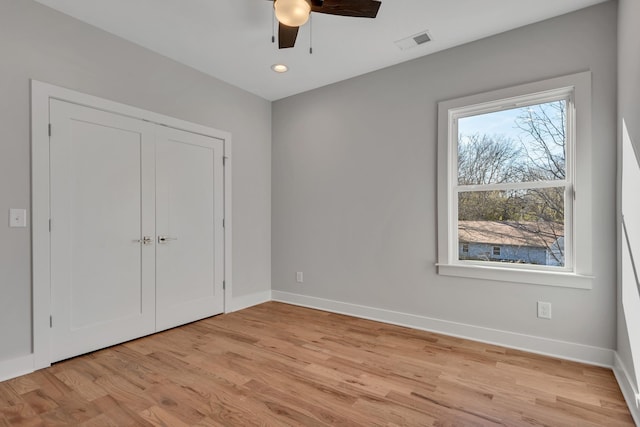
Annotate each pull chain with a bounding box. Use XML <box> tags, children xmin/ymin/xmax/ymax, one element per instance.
<box><xmin>309</xmin><ymin>14</ymin><xmax>313</xmax><ymax>54</ymax></box>
<box><xmin>271</xmin><ymin>6</ymin><xmax>275</xmax><ymax>43</ymax></box>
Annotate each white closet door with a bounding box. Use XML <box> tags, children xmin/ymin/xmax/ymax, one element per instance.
<box><xmin>155</xmin><ymin>127</ymin><xmax>224</xmax><ymax>331</ymax></box>
<box><xmin>50</xmin><ymin>100</ymin><xmax>156</xmax><ymax>362</ymax></box>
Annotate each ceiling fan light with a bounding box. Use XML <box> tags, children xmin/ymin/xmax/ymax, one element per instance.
<box><xmin>274</xmin><ymin>0</ymin><xmax>311</xmax><ymax>27</ymax></box>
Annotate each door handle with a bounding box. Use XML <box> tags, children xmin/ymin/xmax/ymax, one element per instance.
<box><xmin>134</xmin><ymin>236</ymin><xmax>153</xmax><ymax>245</ymax></box>
<box><xmin>158</xmin><ymin>235</ymin><xmax>178</xmax><ymax>244</ymax></box>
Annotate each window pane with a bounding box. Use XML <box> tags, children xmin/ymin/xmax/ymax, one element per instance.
<box><xmin>458</xmin><ymin>188</ymin><xmax>565</xmax><ymax>267</ymax></box>
<box><xmin>458</xmin><ymin>100</ymin><xmax>567</xmax><ymax>185</ymax></box>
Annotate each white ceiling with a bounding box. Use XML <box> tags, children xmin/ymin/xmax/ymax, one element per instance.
<box><xmin>34</xmin><ymin>0</ymin><xmax>607</xmax><ymax>101</ymax></box>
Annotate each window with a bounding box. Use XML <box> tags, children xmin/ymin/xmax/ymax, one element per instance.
<box><xmin>456</xmin><ymin>95</ymin><xmax>571</xmax><ymax>268</ymax></box>
<box><xmin>437</xmin><ymin>72</ymin><xmax>593</xmax><ymax>289</ymax></box>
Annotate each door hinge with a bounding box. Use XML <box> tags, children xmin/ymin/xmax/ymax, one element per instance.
<box><xmin>49</xmin><ymin>219</ymin><xmax>51</xmax><ymax>232</ymax></box>
<box><xmin>222</xmin><ymin>218</ymin><xmax>225</xmax><ymax>228</ymax></box>
<box><xmin>49</xmin><ymin>315</ymin><xmax>52</xmax><ymax>328</ymax></box>
<box><xmin>223</xmin><ymin>281</ymin><xmax>226</xmax><ymax>290</ymax></box>
<box><xmin>223</xmin><ymin>156</ymin><xmax>228</xmax><ymax>166</ymax></box>
<box><xmin>48</xmin><ymin>124</ymin><xmax>52</xmax><ymax>137</ymax></box>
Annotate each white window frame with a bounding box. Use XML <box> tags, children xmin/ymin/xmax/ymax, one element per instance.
<box><xmin>437</xmin><ymin>72</ymin><xmax>593</xmax><ymax>289</ymax></box>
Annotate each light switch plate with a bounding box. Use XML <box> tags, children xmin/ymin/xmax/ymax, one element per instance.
<box><xmin>9</xmin><ymin>209</ymin><xmax>27</xmax><ymax>228</ymax></box>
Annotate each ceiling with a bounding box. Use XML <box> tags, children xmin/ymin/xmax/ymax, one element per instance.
<box><xmin>34</xmin><ymin>0</ymin><xmax>607</xmax><ymax>101</ymax></box>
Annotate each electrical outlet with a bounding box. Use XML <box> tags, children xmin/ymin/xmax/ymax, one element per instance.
<box><xmin>296</xmin><ymin>272</ymin><xmax>303</xmax><ymax>283</ymax></box>
<box><xmin>537</xmin><ymin>301</ymin><xmax>552</xmax><ymax>319</ymax></box>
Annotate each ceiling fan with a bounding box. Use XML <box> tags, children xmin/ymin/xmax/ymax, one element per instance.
<box><xmin>270</xmin><ymin>0</ymin><xmax>382</xmax><ymax>49</ymax></box>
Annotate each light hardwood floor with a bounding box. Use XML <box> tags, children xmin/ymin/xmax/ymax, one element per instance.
<box><xmin>0</xmin><ymin>302</ymin><xmax>634</xmax><ymax>426</ymax></box>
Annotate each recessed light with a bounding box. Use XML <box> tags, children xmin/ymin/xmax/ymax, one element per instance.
<box><xmin>271</xmin><ymin>64</ymin><xmax>289</xmax><ymax>73</ymax></box>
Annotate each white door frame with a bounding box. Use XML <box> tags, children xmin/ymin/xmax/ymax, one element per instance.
<box><xmin>31</xmin><ymin>80</ymin><xmax>233</xmax><ymax>370</ymax></box>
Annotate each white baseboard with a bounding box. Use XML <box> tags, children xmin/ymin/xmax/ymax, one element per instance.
<box><xmin>0</xmin><ymin>354</ymin><xmax>34</xmax><ymax>383</ymax></box>
<box><xmin>226</xmin><ymin>290</ymin><xmax>272</xmax><ymax>313</ymax></box>
<box><xmin>614</xmin><ymin>352</ymin><xmax>640</xmax><ymax>425</ymax></box>
<box><xmin>272</xmin><ymin>290</ymin><xmax>615</xmax><ymax>368</ymax></box>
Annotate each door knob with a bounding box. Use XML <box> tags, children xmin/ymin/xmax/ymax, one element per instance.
<box><xmin>158</xmin><ymin>235</ymin><xmax>178</xmax><ymax>244</ymax></box>
<box><xmin>134</xmin><ymin>236</ymin><xmax>153</xmax><ymax>245</ymax></box>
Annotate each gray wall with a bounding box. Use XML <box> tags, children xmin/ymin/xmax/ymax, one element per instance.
<box><xmin>272</xmin><ymin>3</ymin><xmax>618</xmax><ymax>349</ymax></box>
<box><xmin>0</xmin><ymin>0</ymin><xmax>271</xmax><ymax>361</ymax></box>
<box><xmin>617</xmin><ymin>0</ymin><xmax>640</xmax><ymax>389</ymax></box>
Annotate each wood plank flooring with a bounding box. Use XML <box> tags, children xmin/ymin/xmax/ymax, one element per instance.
<box><xmin>0</xmin><ymin>302</ymin><xmax>634</xmax><ymax>426</ymax></box>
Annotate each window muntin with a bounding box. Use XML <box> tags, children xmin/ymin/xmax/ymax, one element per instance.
<box><xmin>451</xmin><ymin>94</ymin><xmax>574</xmax><ymax>271</ymax></box>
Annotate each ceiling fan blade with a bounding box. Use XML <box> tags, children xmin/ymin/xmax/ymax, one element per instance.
<box><xmin>311</xmin><ymin>0</ymin><xmax>381</xmax><ymax>18</ymax></box>
<box><xmin>278</xmin><ymin>23</ymin><xmax>299</xmax><ymax>49</ymax></box>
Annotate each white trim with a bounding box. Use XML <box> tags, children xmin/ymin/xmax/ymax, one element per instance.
<box><xmin>223</xmin><ymin>138</ymin><xmax>233</xmax><ymax>315</ymax></box>
<box><xmin>31</xmin><ymin>80</ymin><xmax>233</xmax><ymax>369</ymax></box>
<box><xmin>437</xmin><ymin>71</ymin><xmax>593</xmax><ymax>288</ymax></box>
<box><xmin>31</xmin><ymin>81</ymin><xmax>52</xmax><ymax>370</ymax></box>
<box><xmin>614</xmin><ymin>352</ymin><xmax>640</xmax><ymax>425</ymax></box>
<box><xmin>272</xmin><ymin>290</ymin><xmax>614</xmax><ymax>367</ymax></box>
<box><xmin>227</xmin><ymin>290</ymin><xmax>272</xmax><ymax>313</ymax></box>
<box><xmin>33</xmin><ymin>81</ymin><xmax>232</xmax><ymax>139</ymax></box>
<box><xmin>437</xmin><ymin>264</ymin><xmax>593</xmax><ymax>289</ymax></box>
<box><xmin>0</xmin><ymin>355</ymin><xmax>34</xmax><ymax>383</ymax></box>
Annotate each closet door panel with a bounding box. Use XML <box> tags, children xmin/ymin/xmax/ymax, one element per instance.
<box><xmin>49</xmin><ymin>100</ymin><xmax>156</xmax><ymax>362</ymax></box>
<box><xmin>155</xmin><ymin>127</ymin><xmax>224</xmax><ymax>331</ymax></box>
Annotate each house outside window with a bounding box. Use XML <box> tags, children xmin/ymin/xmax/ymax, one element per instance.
<box><xmin>437</xmin><ymin>72</ymin><xmax>594</xmax><ymax>289</ymax></box>
<box><xmin>459</xmin><ymin>221</ymin><xmax>564</xmax><ymax>266</ymax></box>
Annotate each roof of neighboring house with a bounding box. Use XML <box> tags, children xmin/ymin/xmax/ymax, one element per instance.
<box><xmin>458</xmin><ymin>221</ymin><xmax>564</xmax><ymax>248</ymax></box>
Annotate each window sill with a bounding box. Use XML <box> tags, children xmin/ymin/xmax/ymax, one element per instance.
<box><xmin>436</xmin><ymin>263</ymin><xmax>593</xmax><ymax>289</ymax></box>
